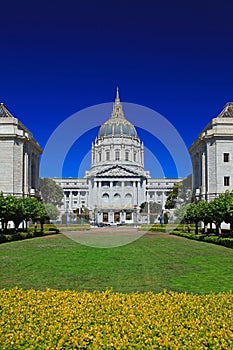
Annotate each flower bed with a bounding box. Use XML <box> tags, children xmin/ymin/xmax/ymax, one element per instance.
<box><xmin>1</xmin><ymin>288</ymin><xmax>233</xmax><ymax>349</ymax></box>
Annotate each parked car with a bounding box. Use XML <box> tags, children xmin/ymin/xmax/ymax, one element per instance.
<box><xmin>108</xmin><ymin>222</ymin><xmax>120</xmax><ymax>226</ymax></box>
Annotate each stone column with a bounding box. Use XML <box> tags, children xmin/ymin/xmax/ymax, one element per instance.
<box><xmin>133</xmin><ymin>181</ymin><xmax>136</xmax><ymax>205</ymax></box>
<box><xmin>110</xmin><ymin>181</ymin><xmax>113</xmax><ymax>207</ymax></box>
<box><xmin>94</xmin><ymin>181</ymin><xmax>98</xmax><ymax>206</ymax></box>
<box><xmin>141</xmin><ymin>142</ymin><xmax>144</xmax><ymax>166</ymax></box>
<box><xmin>23</xmin><ymin>152</ymin><xmax>29</xmax><ymax>195</ymax></box>
<box><xmin>201</xmin><ymin>151</ymin><xmax>206</xmax><ymax>198</ymax></box>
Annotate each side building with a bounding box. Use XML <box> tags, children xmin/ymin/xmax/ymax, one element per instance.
<box><xmin>189</xmin><ymin>102</ymin><xmax>233</xmax><ymax>201</ymax></box>
<box><xmin>55</xmin><ymin>90</ymin><xmax>182</xmax><ymax>224</ymax></box>
<box><xmin>0</xmin><ymin>103</ymin><xmax>42</xmax><ymax>197</ymax></box>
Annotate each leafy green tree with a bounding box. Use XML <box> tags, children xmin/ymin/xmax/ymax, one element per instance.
<box><xmin>174</xmin><ymin>204</ymin><xmax>190</xmax><ymax>231</ymax></box>
<box><xmin>140</xmin><ymin>202</ymin><xmax>162</xmax><ymax>223</ymax></box>
<box><xmin>10</xmin><ymin>197</ymin><xmax>25</xmax><ymax>230</ymax></box>
<box><xmin>44</xmin><ymin>203</ymin><xmax>60</xmax><ymax>221</ymax></box>
<box><xmin>0</xmin><ymin>196</ymin><xmax>25</xmax><ymax>231</ymax></box>
<box><xmin>0</xmin><ymin>193</ymin><xmax>7</xmax><ymax>230</ymax></box>
<box><xmin>22</xmin><ymin>197</ymin><xmax>42</xmax><ymax>230</ymax></box>
<box><xmin>196</xmin><ymin>200</ymin><xmax>212</xmax><ymax>233</ymax></box>
<box><xmin>186</xmin><ymin>203</ymin><xmax>202</xmax><ymax>234</ymax></box>
<box><xmin>208</xmin><ymin>195</ymin><xmax>226</xmax><ymax>234</ymax></box>
<box><xmin>165</xmin><ymin>183</ymin><xmax>180</xmax><ymax>209</ymax></box>
<box><xmin>165</xmin><ymin>175</ymin><xmax>192</xmax><ymax>209</ymax></box>
<box><xmin>40</xmin><ymin>178</ymin><xmax>63</xmax><ymax>206</ymax></box>
<box><xmin>220</xmin><ymin>191</ymin><xmax>233</xmax><ymax>232</ymax></box>
<box><xmin>36</xmin><ymin>202</ymin><xmax>49</xmax><ymax>232</ymax></box>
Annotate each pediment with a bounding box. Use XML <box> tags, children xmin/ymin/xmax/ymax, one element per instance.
<box><xmin>96</xmin><ymin>165</ymin><xmax>139</xmax><ymax>177</ymax></box>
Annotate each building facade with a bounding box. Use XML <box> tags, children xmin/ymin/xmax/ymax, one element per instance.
<box><xmin>55</xmin><ymin>90</ymin><xmax>182</xmax><ymax>224</ymax></box>
<box><xmin>0</xmin><ymin>103</ymin><xmax>42</xmax><ymax>197</ymax></box>
<box><xmin>189</xmin><ymin>102</ymin><xmax>233</xmax><ymax>201</ymax></box>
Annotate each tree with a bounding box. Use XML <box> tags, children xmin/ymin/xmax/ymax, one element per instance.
<box><xmin>0</xmin><ymin>193</ymin><xmax>7</xmax><ymax>230</ymax></box>
<box><xmin>165</xmin><ymin>175</ymin><xmax>192</xmax><ymax>209</ymax></box>
<box><xmin>220</xmin><ymin>191</ymin><xmax>233</xmax><ymax>232</ymax></box>
<box><xmin>22</xmin><ymin>197</ymin><xmax>42</xmax><ymax>230</ymax></box>
<box><xmin>196</xmin><ymin>200</ymin><xmax>212</xmax><ymax>233</ymax></box>
<box><xmin>186</xmin><ymin>203</ymin><xmax>202</xmax><ymax>234</ymax></box>
<box><xmin>0</xmin><ymin>196</ymin><xmax>25</xmax><ymax>231</ymax></box>
<box><xmin>44</xmin><ymin>203</ymin><xmax>60</xmax><ymax>221</ymax></box>
<box><xmin>208</xmin><ymin>195</ymin><xmax>227</xmax><ymax>234</ymax></box>
<box><xmin>40</xmin><ymin>178</ymin><xmax>63</xmax><ymax>206</ymax></box>
<box><xmin>9</xmin><ymin>197</ymin><xmax>25</xmax><ymax>230</ymax></box>
<box><xmin>165</xmin><ymin>183</ymin><xmax>180</xmax><ymax>209</ymax></box>
<box><xmin>36</xmin><ymin>202</ymin><xmax>49</xmax><ymax>232</ymax></box>
<box><xmin>140</xmin><ymin>202</ymin><xmax>162</xmax><ymax>224</ymax></box>
<box><xmin>174</xmin><ymin>204</ymin><xmax>190</xmax><ymax>231</ymax></box>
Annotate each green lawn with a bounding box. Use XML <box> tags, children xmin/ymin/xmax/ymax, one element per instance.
<box><xmin>0</xmin><ymin>232</ymin><xmax>233</xmax><ymax>293</ymax></box>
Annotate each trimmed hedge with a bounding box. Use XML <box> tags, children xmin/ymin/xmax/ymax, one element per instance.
<box><xmin>171</xmin><ymin>230</ymin><xmax>233</xmax><ymax>249</ymax></box>
<box><xmin>0</xmin><ymin>227</ymin><xmax>60</xmax><ymax>244</ymax></box>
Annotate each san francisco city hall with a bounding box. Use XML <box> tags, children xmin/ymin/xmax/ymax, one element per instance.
<box><xmin>1</xmin><ymin>89</ymin><xmax>233</xmax><ymax>225</ymax></box>
<box><xmin>54</xmin><ymin>90</ymin><xmax>181</xmax><ymax>224</ymax></box>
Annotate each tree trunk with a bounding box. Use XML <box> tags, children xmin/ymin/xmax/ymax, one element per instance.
<box><xmin>40</xmin><ymin>220</ymin><xmax>44</xmax><ymax>232</ymax></box>
<box><xmin>195</xmin><ymin>222</ymin><xmax>198</xmax><ymax>234</ymax></box>
<box><xmin>204</xmin><ymin>221</ymin><xmax>208</xmax><ymax>234</ymax></box>
<box><xmin>230</xmin><ymin>222</ymin><xmax>233</xmax><ymax>235</ymax></box>
<box><xmin>216</xmin><ymin>223</ymin><xmax>221</xmax><ymax>235</ymax></box>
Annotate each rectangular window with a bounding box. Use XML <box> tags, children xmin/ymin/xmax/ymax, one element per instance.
<box><xmin>126</xmin><ymin>212</ymin><xmax>132</xmax><ymax>220</ymax></box>
<box><xmin>224</xmin><ymin>153</ymin><xmax>229</xmax><ymax>162</ymax></box>
<box><xmin>99</xmin><ymin>152</ymin><xmax>101</xmax><ymax>162</ymax></box>
<box><xmin>224</xmin><ymin>176</ymin><xmax>230</xmax><ymax>186</ymax></box>
<box><xmin>115</xmin><ymin>151</ymin><xmax>120</xmax><ymax>161</ymax></box>
<box><xmin>134</xmin><ymin>152</ymin><xmax>136</xmax><ymax>162</ymax></box>
<box><xmin>125</xmin><ymin>151</ymin><xmax>129</xmax><ymax>161</ymax></box>
<box><xmin>106</xmin><ymin>151</ymin><xmax>110</xmax><ymax>161</ymax></box>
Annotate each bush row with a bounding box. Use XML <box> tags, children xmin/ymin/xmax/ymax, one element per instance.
<box><xmin>0</xmin><ymin>225</ymin><xmax>60</xmax><ymax>244</ymax></box>
<box><xmin>171</xmin><ymin>230</ymin><xmax>233</xmax><ymax>248</ymax></box>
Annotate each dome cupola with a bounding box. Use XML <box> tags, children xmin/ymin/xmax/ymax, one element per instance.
<box><xmin>98</xmin><ymin>88</ymin><xmax>138</xmax><ymax>139</ymax></box>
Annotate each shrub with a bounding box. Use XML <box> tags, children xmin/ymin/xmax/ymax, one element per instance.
<box><xmin>171</xmin><ymin>230</ymin><xmax>233</xmax><ymax>248</ymax></box>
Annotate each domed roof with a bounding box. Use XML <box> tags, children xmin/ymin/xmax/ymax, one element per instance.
<box><xmin>98</xmin><ymin>88</ymin><xmax>138</xmax><ymax>139</ymax></box>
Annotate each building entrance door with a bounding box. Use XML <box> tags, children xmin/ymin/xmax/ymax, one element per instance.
<box><xmin>114</xmin><ymin>212</ymin><xmax>120</xmax><ymax>222</ymax></box>
<box><xmin>103</xmin><ymin>212</ymin><xmax>108</xmax><ymax>222</ymax></box>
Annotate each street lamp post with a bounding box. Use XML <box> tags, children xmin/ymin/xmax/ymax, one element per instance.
<box><xmin>94</xmin><ymin>205</ymin><xmax>98</xmax><ymax>226</ymax></box>
<box><xmin>134</xmin><ymin>205</ymin><xmax>138</xmax><ymax>228</ymax></box>
<box><xmin>66</xmin><ymin>202</ymin><xmax>68</xmax><ymax>227</ymax></box>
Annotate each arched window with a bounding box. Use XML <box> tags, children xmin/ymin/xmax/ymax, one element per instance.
<box><xmin>113</xmin><ymin>193</ymin><xmax>121</xmax><ymax>206</ymax></box>
<box><xmin>125</xmin><ymin>193</ymin><xmax>132</xmax><ymax>206</ymax></box>
<box><xmin>102</xmin><ymin>193</ymin><xmax>109</xmax><ymax>203</ymax></box>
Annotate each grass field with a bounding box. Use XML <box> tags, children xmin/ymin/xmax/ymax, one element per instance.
<box><xmin>0</xmin><ymin>231</ymin><xmax>233</xmax><ymax>293</ymax></box>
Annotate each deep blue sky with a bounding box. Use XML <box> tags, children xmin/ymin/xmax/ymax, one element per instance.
<box><xmin>1</xmin><ymin>0</ymin><xmax>233</xmax><ymax>178</ymax></box>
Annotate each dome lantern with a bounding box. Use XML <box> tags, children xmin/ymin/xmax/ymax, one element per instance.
<box><xmin>98</xmin><ymin>88</ymin><xmax>138</xmax><ymax>139</ymax></box>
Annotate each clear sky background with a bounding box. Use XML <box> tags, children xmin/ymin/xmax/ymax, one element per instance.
<box><xmin>1</xmin><ymin>0</ymin><xmax>233</xmax><ymax>178</ymax></box>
